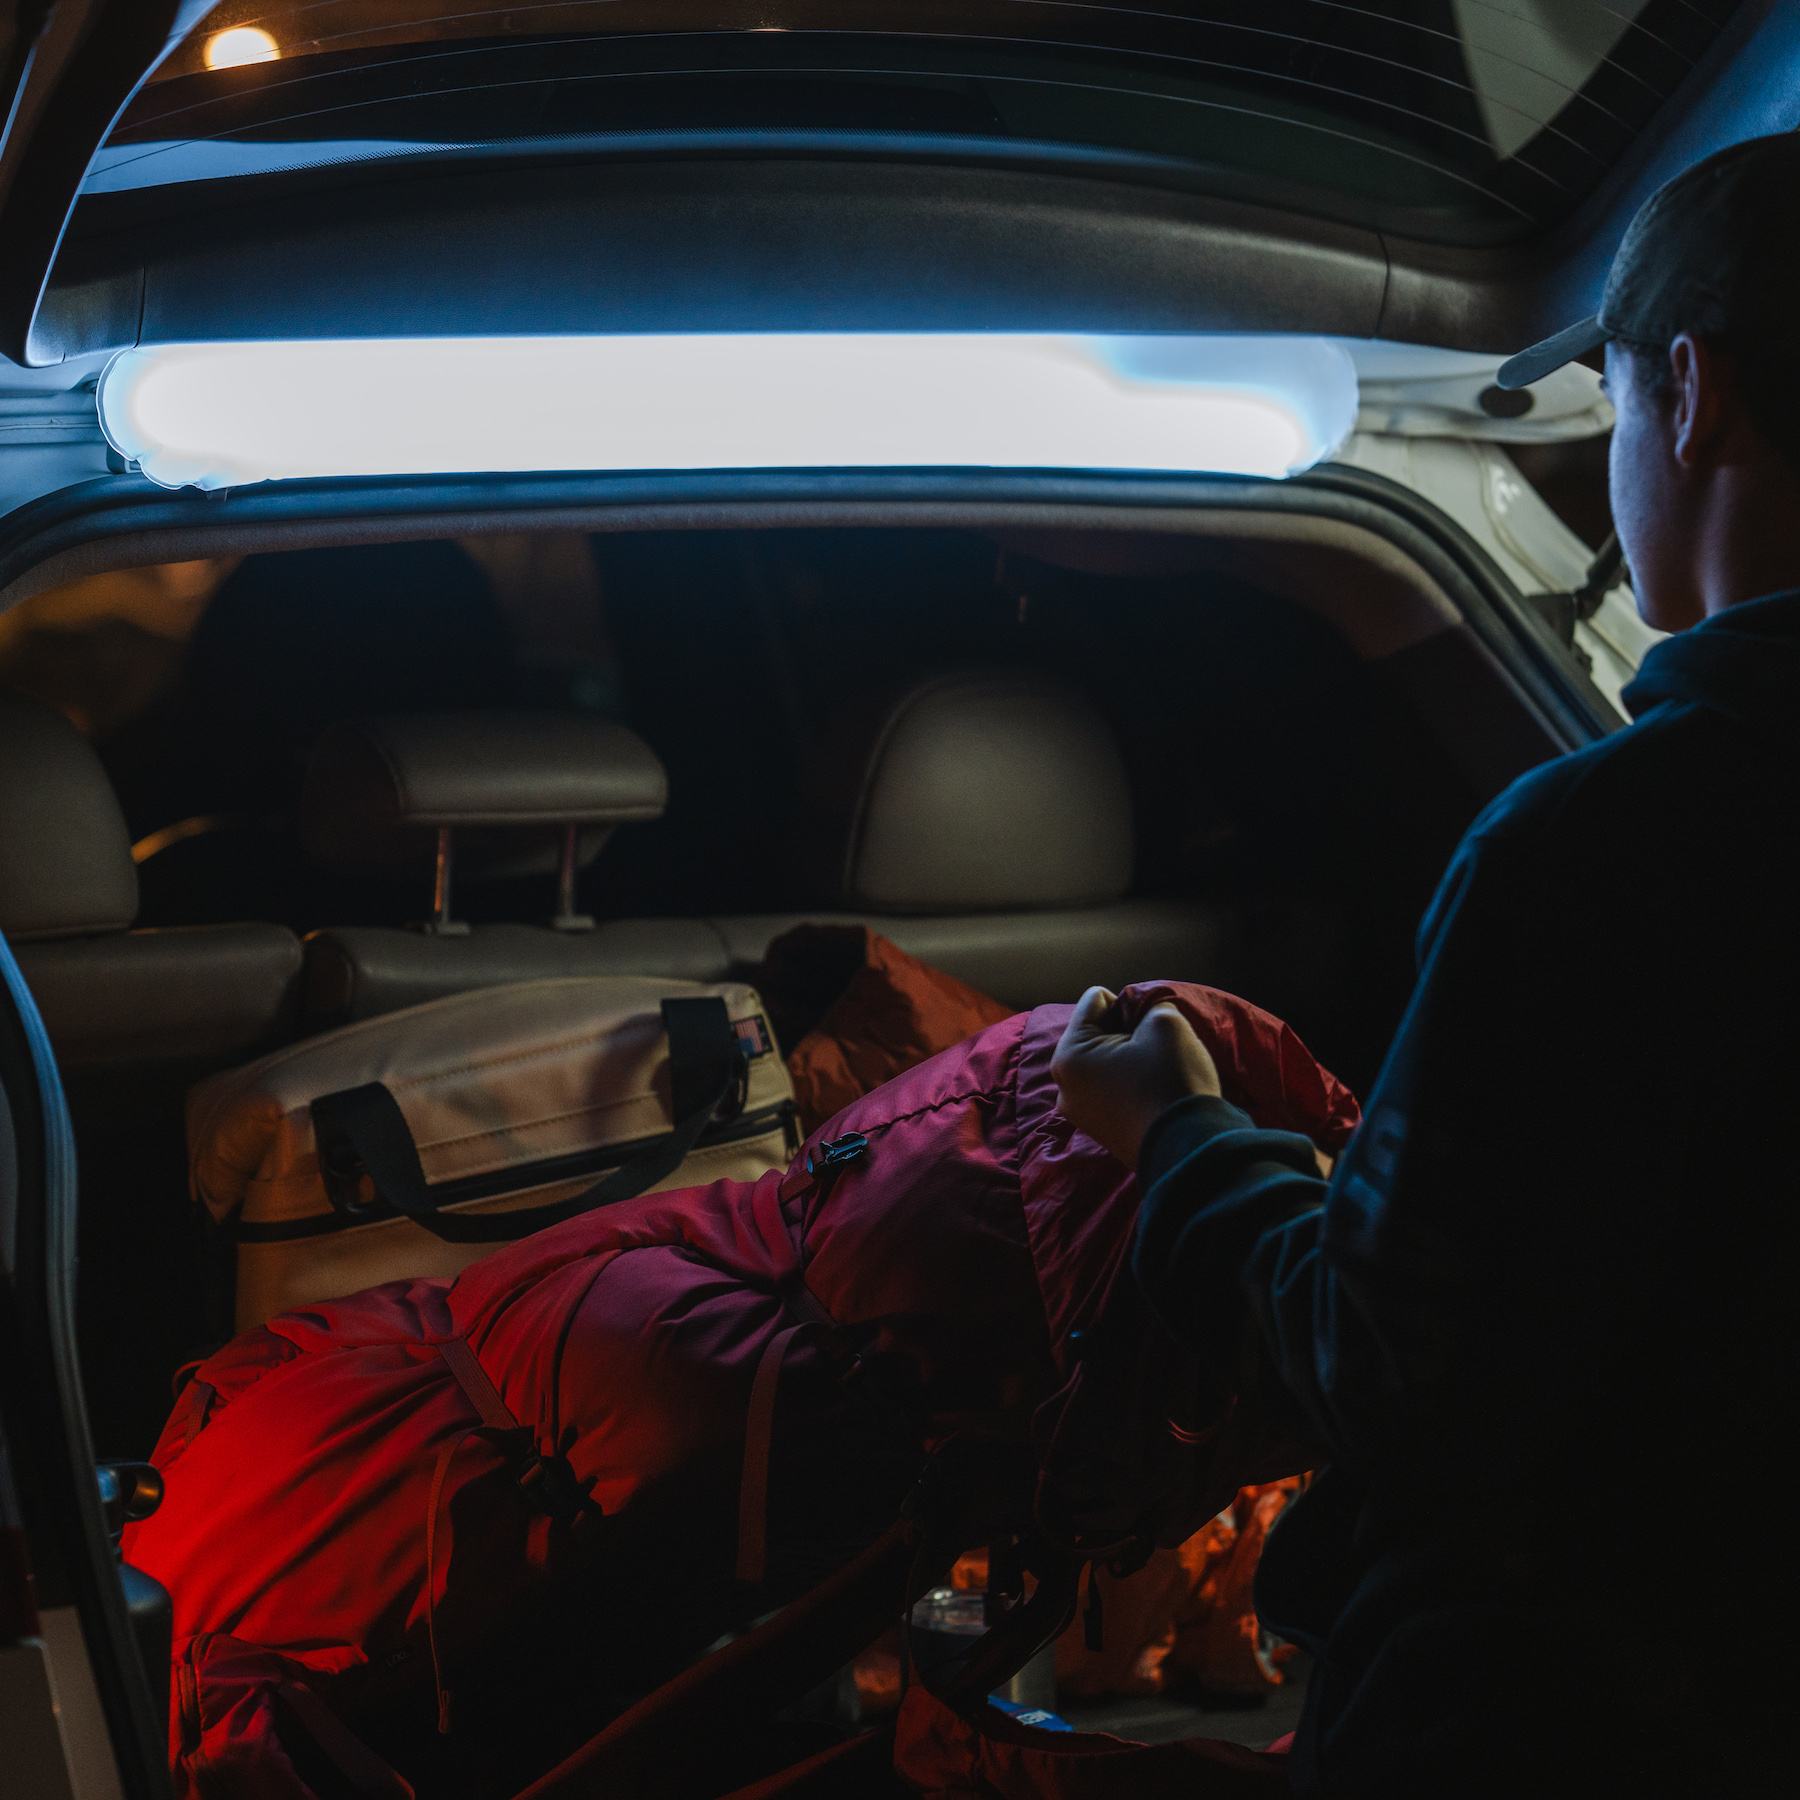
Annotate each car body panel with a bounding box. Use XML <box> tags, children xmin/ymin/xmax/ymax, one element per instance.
<box><xmin>0</xmin><ymin>2</ymin><xmax>215</xmax><ymax>363</ymax></box>
<box><xmin>5</xmin><ymin>3</ymin><xmax>1799</xmax><ymax>372</ymax></box>
<box><xmin>2</xmin><ymin>929</ymin><xmax>167</xmax><ymax>1798</ymax></box>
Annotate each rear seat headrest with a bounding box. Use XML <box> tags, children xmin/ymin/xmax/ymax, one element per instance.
<box><xmin>0</xmin><ymin>698</ymin><xmax>139</xmax><ymax>942</ymax></box>
<box><xmin>301</xmin><ymin>712</ymin><xmax>668</xmax><ymax>872</ymax></box>
<box><xmin>822</xmin><ymin>672</ymin><xmax>1135</xmax><ymax>913</ymax></box>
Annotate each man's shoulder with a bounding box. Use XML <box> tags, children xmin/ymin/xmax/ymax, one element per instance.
<box><xmin>1416</xmin><ymin>699</ymin><xmax>1747</xmax><ymax>984</ymax></box>
<box><xmin>1469</xmin><ymin>700</ymin><xmax>1714</xmax><ymax>852</ymax></box>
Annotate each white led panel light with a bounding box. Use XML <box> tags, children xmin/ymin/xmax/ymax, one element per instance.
<box><xmin>97</xmin><ymin>333</ymin><xmax>1360</xmax><ymax>491</ymax></box>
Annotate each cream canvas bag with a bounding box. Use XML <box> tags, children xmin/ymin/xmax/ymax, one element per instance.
<box><xmin>189</xmin><ymin>976</ymin><xmax>796</xmax><ymax>1328</ymax></box>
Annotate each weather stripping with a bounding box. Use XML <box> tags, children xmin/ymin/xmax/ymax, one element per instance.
<box><xmin>95</xmin><ymin>335</ymin><xmax>1359</xmax><ymax>492</ymax></box>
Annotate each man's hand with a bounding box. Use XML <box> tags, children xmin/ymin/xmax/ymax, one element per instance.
<box><xmin>1051</xmin><ymin>987</ymin><xmax>1223</xmax><ymax>1170</ymax></box>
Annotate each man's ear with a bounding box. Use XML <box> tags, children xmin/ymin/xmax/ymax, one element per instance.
<box><xmin>1669</xmin><ymin>332</ymin><xmax>1725</xmax><ymax>469</ymax></box>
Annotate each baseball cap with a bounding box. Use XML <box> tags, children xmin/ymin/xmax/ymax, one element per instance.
<box><xmin>1497</xmin><ymin>132</ymin><xmax>1800</xmax><ymax>391</ymax></box>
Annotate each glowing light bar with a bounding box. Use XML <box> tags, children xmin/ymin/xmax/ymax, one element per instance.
<box><xmin>96</xmin><ymin>335</ymin><xmax>1359</xmax><ymax>492</ymax></box>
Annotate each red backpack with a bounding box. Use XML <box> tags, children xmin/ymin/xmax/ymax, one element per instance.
<box><xmin>125</xmin><ymin>981</ymin><xmax>1358</xmax><ymax>1798</ymax></box>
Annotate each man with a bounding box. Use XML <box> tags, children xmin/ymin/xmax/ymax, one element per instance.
<box><xmin>1054</xmin><ymin>133</ymin><xmax>1800</xmax><ymax>1796</ymax></box>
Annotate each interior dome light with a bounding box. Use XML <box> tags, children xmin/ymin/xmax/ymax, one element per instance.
<box><xmin>96</xmin><ymin>334</ymin><xmax>1360</xmax><ymax>492</ymax></box>
<box><xmin>203</xmin><ymin>26</ymin><xmax>280</xmax><ymax>70</ymax></box>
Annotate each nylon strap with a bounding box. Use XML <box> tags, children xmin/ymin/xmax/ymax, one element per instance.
<box><xmin>736</xmin><ymin>1324</ymin><xmax>803</xmax><ymax>1586</ymax></box>
<box><xmin>275</xmin><ymin>1680</ymin><xmax>417</xmax><ymax>1799</ymax></box>
<box><xmin>732</xmin><ymin>1151</ymin><xmax>853</xmax><ymax>1585</ymax></box>
<box><xmin>436</xmin><ymin>1336</ymin><xmax>518</xmax><ymax>1434</ymax></box>
<box><xmin>425</xmin><ymin>1428</ymin><xmax>479</xmax><ymax>1737</ymax></box>
<box><xmin>163</xmin><ymin>1369</ymin><xmax>216</xmax><ymax>1461</ymax></box>
<box><xmin>426</xmin><ymin>1336</ymin><xmax>527</xmax><ymax>1736</ymax></box>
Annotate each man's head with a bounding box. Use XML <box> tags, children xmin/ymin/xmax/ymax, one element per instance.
<box><xmin>1500</xmin><ymin>133</ymin><xmax>1800</xmax><ymax>631</ymax></box>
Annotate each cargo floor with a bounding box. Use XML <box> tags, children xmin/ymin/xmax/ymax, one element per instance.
<box><xmin>1061</xmin><ymin>1660</ymin><xmax>1309</xmax><ymax>1749</ymax></box>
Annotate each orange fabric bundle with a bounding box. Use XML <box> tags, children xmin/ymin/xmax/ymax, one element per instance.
<box><xmin>1168</xmin><ymin>1478</ymin><xmax>1307</xmax><ymax>1695</ymax></box>
<box><xmin>1054</xmin><ymin>1552</ymin><xmax>1189</xmax><ymax>1699</ymax></box>
<box><xmin>761</xmin><ymin>925</ymin><xmax>1015</xmax><ymax>1132</ymax></box>
<box><xmin>942</xmin><ymin>1490</ymin><xmax>1305</xmax><ymax>1704</ymax></box>
<box><xmin>1044</xmin><ymin>1478</ymin><xmax>1306</xmax><ymax>1702</ymax></box>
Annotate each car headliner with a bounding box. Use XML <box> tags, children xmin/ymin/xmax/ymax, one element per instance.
<box><xmin>125</xmin><ymin>2</ymin><xmax>1746</xmax><ymax>247</ymax></box>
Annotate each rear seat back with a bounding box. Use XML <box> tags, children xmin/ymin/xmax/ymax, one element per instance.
<box><xmin>300</xmin><ymin>711</ymin><xmax>708</xmax><ymax>1024</ymax></box>
<box><xmin>0</xmin><ymin>696</ymin><xmax>302</xmax><ymax>1450</ymax></box>
<box><xmin>805</xmin><ymin>669</ymin><xmax>1137</xmax><ymax>913</ymax></box>
<box><xmin>0</xmin><ymin>697</ymin><xmax>304</xmax><ymax>1073</ymax></box>
<box><xmin>717</xmin><ymin>670</ymin><xmax>1241</xmax><ymax>1007</ymax></box>
<box><xmin>300</xmin><ymin>674</ymin><xmax>1242</xmax><ymax>1028</ymax></box>
<box><xmin>306</xmin><ymin>917</ymin><xmax>731</xmax><ymax>1023</ymax></box>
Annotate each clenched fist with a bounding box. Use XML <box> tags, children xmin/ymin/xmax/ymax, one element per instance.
<box><xmin>1051</xmin><ymin>986</ymin><xmax>1223</xmax><ymax>1170</ymax></box>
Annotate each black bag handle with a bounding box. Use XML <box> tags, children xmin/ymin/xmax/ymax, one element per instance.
<box><xmin>309</xmin><ymin>997</ymin><xmax>744</xmax><ymax>1245</ymax></box>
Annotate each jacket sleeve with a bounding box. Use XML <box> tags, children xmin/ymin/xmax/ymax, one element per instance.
<box><xmin>1132</xmin><ymin>813</ymin><xmax>1595</xmax><ymax>1483</ymax></box>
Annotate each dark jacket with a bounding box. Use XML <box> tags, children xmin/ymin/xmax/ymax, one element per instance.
<box><xmin>1135</xmin><ymin>591</ymin><xmax>1800</xmax><ymax>1797</ymax></box>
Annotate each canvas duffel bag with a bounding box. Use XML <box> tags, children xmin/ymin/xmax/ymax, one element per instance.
<box><xmin>189</xmin><ymin>975</ymin><xmax>797</xmax><ymax>1327</ymax></box>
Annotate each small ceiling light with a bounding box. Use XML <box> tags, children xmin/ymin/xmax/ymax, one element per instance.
<box><xmin>203</xmin><ymin>25</ymin><xmax>281</xmax><ymax>70</ymax></box>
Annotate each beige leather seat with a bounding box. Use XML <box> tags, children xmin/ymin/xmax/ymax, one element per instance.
<box><xmin>715</xmin><ymin>669</ymin><xmax>1241</xmax><ymax>1006</ymax></box>
<box><xmin>299</xmin><ymin>711</ymin><xmax>725</xmax><ymax>1025</ymax></box>
<box><xmin>0</xmin><ymin>697</ymin><xmax>305</xmax><ymax>1076</ymax></box>
<box><xmin>300</xmin><ymin>674</ymin><xmax>1241</xmax><ymax>1028</ymax></box>
<box><xmin>0</xmin><ymin>697</ymin><xmax>303</xmax><ymax>1450</ymax></box>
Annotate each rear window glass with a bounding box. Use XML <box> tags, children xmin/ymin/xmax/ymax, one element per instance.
<box><xmin>107</xmin><ymin>1</ymin><xmax>1746</xmax><ymax>243</ymax></box>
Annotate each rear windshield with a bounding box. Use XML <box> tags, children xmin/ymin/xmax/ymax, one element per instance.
<box><xmin>107</xmin><ymin>2</ymin><xmax>1746</xmax><ymax>243</ymax></box>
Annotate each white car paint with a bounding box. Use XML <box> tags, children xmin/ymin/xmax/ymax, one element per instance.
<box><xmin>1338</xmin><ymin>347</ymin><xmax>1648</xmax><ymax>715</ymax></box>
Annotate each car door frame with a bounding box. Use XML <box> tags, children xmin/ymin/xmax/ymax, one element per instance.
<box><xmin>2</xmin><ymin>925</ymin><xmax>170</xmax><ymax>1798</ymax></box>
<box><xmin>1</xmin><ymin>1</ymin><xmax>212</xmax><ymax>365</ymax></box>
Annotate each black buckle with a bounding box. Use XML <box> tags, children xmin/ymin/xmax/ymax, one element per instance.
<box><xmin>805</xmin><ymin>1132</ymin><xmax>869</xmax><ymax>1178</ymax></box>
<box><xmin>722</xmin><ymin>1048</ymin><xmax>750</xmax><ymax>1124</ymax></box>
<box><xmin>515</xmin><ymin>1447</ymin><xmax>601</xmax><ymax>1533</ymax></box>
<box><xmin>313</xmin><ymin>1126</ymin><xmax>374</xmax><ymax>1217</ymax></box>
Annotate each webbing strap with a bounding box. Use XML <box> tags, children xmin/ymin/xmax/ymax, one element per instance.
<box><xmin>425</xmin><ymin>1337</ymin><xmax>526</xmax><ymax>1736</ymax></box>
<box><xmin>437</xmin><ymin>1336</ymin><xmax>518</xmax><ymax>1433</ymax></box>
<box><xmin>515</xmin><ymin>1519</ymin><xmax>926</xmax><ymax>1800</ymax></box>
<box><xmin>736</xmin><ymin>1323</ymin><xmax>803</xmax><ymax>1586</ymax></box>
<box><xmin>163</xmin><ymin>1369</ymin><xmax>216</xmax><ymax>1461</ymax></box>
<box><xmin>733</xmin><ymin>1158</ymin><xmax>851</xmax><ymax>1587</ymax></box>
<box><xmin>275</xmin><ymin>1680</ymin><xmax>418</xmax><ymax>1799</ymax></box>
<box><xmin>424</xmin><ymin>1427</ymin><xmax>480</xmax><ymax>1737</ymax></box>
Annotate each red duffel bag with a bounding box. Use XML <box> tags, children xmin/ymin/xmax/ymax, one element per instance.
<box><xmin>126</xmin><ymin>981</ymin><xmax>1359</xmax><ymax>1799</ymax></box>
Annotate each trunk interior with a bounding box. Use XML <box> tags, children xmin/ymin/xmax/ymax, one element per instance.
<box><xmin>0</xmin><ymin>496</ymin><xmax>1587</xmax><ymax>1751</ymax></box>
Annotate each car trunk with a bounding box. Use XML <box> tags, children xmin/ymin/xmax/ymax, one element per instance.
<box><xmin>0</xmin><ymin>480</ymin><xmax>1598</xmax><ymax>1452</ymax></box>
<box><xmin>0</xmin><ymin>480</ymin><xmax>1605</xmax><ymax>1780</ymax></box>
<box><xmin>6</xmin><ymin>3</ymin><xmax>1763</xmax><ymax>1786</ymax></box>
